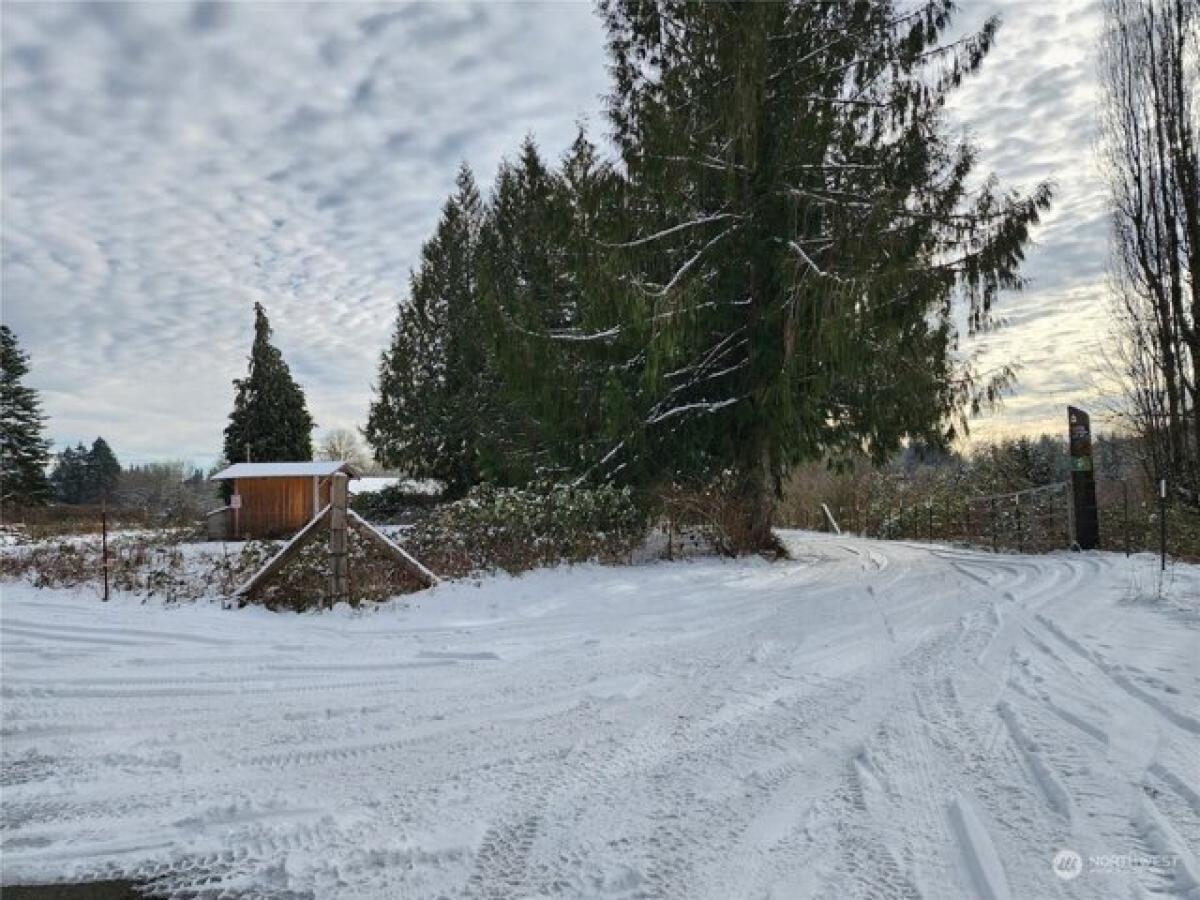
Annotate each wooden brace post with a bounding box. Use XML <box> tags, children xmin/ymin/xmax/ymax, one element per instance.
<box><xmin>348</xmin><ymin>511</ymin><xmax>439</xmax><ymax>588</ymax></box>
<box><xmin>234</xmin><ymin>505</ymin><xmax>331</xmax><ymax>604</ymax></box>
<box><xmin>232</xmin><ymin>478</ymin><xmax>438</xmax><ymax>608</ymax></box>
<box><xmin>329</xmin><ymin>473</ymin><xmax>349</xmax><ymax>606</ymax></box>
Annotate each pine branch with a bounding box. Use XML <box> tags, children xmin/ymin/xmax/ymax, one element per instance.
<box><xmin>606</xmin><ymin>212</ymin><xmax>740</xmax><ymax>248</ymax></box>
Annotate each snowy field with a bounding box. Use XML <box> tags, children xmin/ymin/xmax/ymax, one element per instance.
<box><xmin>2</xmin><ymin>532</ymin><xmax>1198</xmax><ymax>899</ymax></box>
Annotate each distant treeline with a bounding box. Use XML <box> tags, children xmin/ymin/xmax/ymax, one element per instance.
<box><xmin>48</xmin><ymin>437</ymin><xmax>213</xmax><ymax>518</ymax></box>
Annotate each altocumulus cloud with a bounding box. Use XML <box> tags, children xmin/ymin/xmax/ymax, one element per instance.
<box><xmin>947</xmin><ymin>0</ymin><xmax>1111</xmax><ymax>442</ymax></box>
<box><xmin>2</xmin><ymin>0</ymin><xmax>1109</xmax><ymax>465</ymax></box>
<box><xmin>2</xmin><ymin>1</ymin><xmax>609</xmax><ymax>464</ymax></box>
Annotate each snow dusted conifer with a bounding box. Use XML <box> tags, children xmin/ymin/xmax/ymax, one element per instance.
<box><xmin>366</xmin><ymin>164</ymin><xmax>485</xmax><ymax>496</ymax></box>
<box><xmin>479</xmin><ymin>129</ymin><xmax>640</xmax><ymax>481</ymax></box>
<box><xmin>474</xmin><ymin>137</ymin><xmax>572</xmax><ymax>482</ymax></box>
<box><xmin>50</xmin><ymin>443</ymin><xmax>89</xmax><ymax>504</ymax></box>
<box><xmin>88</xmin><ymin>437</ymin><xmax>121</xmax><ymax>503</ymax></box>
<box><xmin>224</xmin><ymin>303</ymin><xmax>314</xmax><ymax>467</ymax></box>
<box><xmin>0</xmin><ymin>325</ymin><xmax>52</xmax><ymax>505</ymax></box>
<box><xmin>372</xmin><ymin>139</ymin><xmax>640</xmax><ymax>489</ymax></box>
<box><xmin>596</xmin><ymin>0</ymin><xmax>1054</xmax><ymax>550</ymax></box>
<box><xmin>50</xmin><ymin>437</ymin><xmax>120</xmax><ymax>504</ymax></box>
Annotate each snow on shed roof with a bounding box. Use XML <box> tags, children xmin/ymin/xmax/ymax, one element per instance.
<box><xmin>210</xmin><ymin>461</ymin><xmax>360</xmax><ymax>481</ymax></box>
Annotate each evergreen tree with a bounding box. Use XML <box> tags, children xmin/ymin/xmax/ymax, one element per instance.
<box><xmin>366</xmin><ymin>164</ymin><xmax>486</xmax><ymax>496</ymax></box>
<box><xmin>479</xmin><ymin>130</ymin><xmax>641</xmax><ymax>481</ymax></box>
<box><xmin>595</xmin><ymin>0</ymin><xmax>1053</xmax><ymax>548</ymax></box>
<box><xmin>88</xmin><ymin>437</ymin><xmax>121</xmax><ymax>503</ymax></box>
<box><xmin>51</xmin><ymin>443</ymin><xmax>90</xmax><ymax>504</ymax></box>
<box><xmin>0</xmin><ymin>325</ymin><xmax>52</xmax><ymax>505</ymax></box>
<box><xmin>50</xmin><ymin>437</ymin><xmax>121</xmax><ymax>504</ymax></box>
<box><xmin>224</xmin><ymin>303</ymin><xmax>314</xmax><ymax>468</ymax></box>
<box><xmin>474</xmin><ymin>138</ymin><xmax>571</xmax><ymax>481</ymax></box>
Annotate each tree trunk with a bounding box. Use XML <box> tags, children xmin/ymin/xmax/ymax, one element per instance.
<box><xmin>734</xmin><ymin>436</ymin><xmax>781</xmax><ymax>556</ymax></box>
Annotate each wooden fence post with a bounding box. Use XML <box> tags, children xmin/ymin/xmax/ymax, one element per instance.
<box><xmin>330</xmin><ymin>473</ymin><xmax>349</xmax><ymax>607</ymax></box>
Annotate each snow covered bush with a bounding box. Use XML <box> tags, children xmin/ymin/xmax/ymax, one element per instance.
<box><xmin>406</xmin><ymin>483</ymin><xmax>646</xmax><ymax>577</ymax></box>
<box><xmin>242</xmin><ymin>484</ymin><xmax>645</xmax><ymax>605</ymax></box>
<box><xmin>0</xmin><ymin>532</ymin><xmax>192</xmax><ymax>599</ymax></box>
<box><xmin>243</xmin><ymin>533</ymin><xmax>431</xmax><ymax>612</ymax></box>
<box><xmin>350</xmin><ymin>482</ymin><xmax>438</xmax><ymax>523</ymax></box>
<box><xmin>0</xmin><ymin>487</ymin><xmax>645</xmax><ymax>609</ymax></box>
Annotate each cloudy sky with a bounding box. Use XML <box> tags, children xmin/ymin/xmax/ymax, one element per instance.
<box><xmin>3</xmin><ymin>0</ymin><xmax>1109</xmax><ymax>467</ymax></box>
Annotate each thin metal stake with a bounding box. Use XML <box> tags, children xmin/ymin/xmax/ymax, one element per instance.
<box><xmin>1159</xmin><ymin>478</ymin><xmax>1167</xmax><ymax>571</ymax></box>
<box><xmin>1123</xmin><ymin>480</ymin><xmax>1130</xmax><ymax>557</ymax></box>
<box><xmin>101</xmin><ymin>505</ymin><xmax>110</xmax><ymax>602</ymax></box>
<box><xmin>990</xmin><ymin>499</ymin><xmax>997</xmax><ymax>552</ymax></box>
<box><xmin>1015</xmin><ymin>496</ymin><xmax>1023</xmax><ymax>554</ymax></box>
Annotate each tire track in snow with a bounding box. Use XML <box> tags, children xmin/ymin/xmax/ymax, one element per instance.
<box><xmin>995</xmin><ymin>700</ymin><xmax>1072</xmax><ymax>820</ymax></box>
<box><xmin>1035</xmin><ymin>612</ymin><xmax>1200</xmax><ymax>734</ymax></box>
<box><xmin>998</xmin><ymin>611</ymin><xmax>1198</xmax><ymax>898</ymax></box>
<box><xmin>0</xmin><ymin>617</ymin><xmax>231</xmax><ymax>645</ymax></box>
<box><xmin>947</xmin><ymin>795</ymin><xmax>1011</xmax><ymax>900</ymax></box>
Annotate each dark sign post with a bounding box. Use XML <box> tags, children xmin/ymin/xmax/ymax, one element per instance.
<box><xmin>1068</xmin><ymin>406</ymin><xmax>1100</xmax><ymax>550</ymax></box>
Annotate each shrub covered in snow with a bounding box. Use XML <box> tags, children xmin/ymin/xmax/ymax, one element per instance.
<box><xmin>350</xmin><ymin>482</ymin><xmax>439</xmax><ymax>524</ymax></box>
<box><xmin>0</xmin><ymin>531</ymin><xmax>243</xmax><ymax>602</ymax></box>
<box><xmin>0</xmin><ymin>485</ymin><xmax>648</xmax><ymax>609</ymax></box>
<box><xmin>242</xmin><ymin>531</ymin><xmax>433</xmax><ymax>612</ymax></box>
<box><xmin>406</xmin><ymin>483</ymin><xmax>647</xmax><ymax>577</ymax></box>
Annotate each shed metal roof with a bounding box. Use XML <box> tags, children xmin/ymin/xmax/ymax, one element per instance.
<box><xmin>210</xmin><ymin>461</ymin><xmax>360</xmax><ymax>481</ymax></box>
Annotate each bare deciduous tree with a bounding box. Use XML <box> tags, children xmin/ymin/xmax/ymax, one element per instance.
<box><xmin>1100</xmin><ymin>0</ymin><xmax>1199</xmax><ymax>504</ymax></box>
<box><xmin>317</xmin><ymin>428</ymin><xmax>371</xmax><ymax>472</ymax></box>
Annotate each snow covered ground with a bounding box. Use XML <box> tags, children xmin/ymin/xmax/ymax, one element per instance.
<box><xmin>2</xmin><ymin>532</ymin><xmax>1198</xmax><ymax>899</ymax></box>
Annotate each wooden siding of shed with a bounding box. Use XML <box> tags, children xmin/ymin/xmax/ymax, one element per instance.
<box><xmin>233</xmin><ymin>476</ymin><xmax>331</xmax><ymax>539</ymax></box>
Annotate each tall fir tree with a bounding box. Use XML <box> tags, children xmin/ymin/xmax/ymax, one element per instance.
<box><xmin>50</xmin><ymin>441</ymin><xmax>121</xmax><ymax>511</ymax></box>
<box><xmin>51</xmin><ymin>443</ymin><xmax>90</xmax><ymax>504</ymax></box>
<box><xmin>88</xmin><ymin>437</ymin><xmax>121</xmax><ymax>503</ymax></box>
<box><xmin>50</xmin><ymin>437</ymin><xmax>121</xmax><ymax>504</ymax></box>
<box><xmin>595</xmin><ymin>0</ymin><xmax>1053</xmax><ymax>547</ymax></box>
<box><xmin>366</xmin><ymin>164</ymin><xmax>486</xmax><ymax>496</ymax></box>
<box><xmin>0</xmin><ymin>325</ymin><xmax>52</xmax><ymax>505</ymax></box>
<box><xmin>224</xmin><ymin>303</ymin><xmax>314</xmax><ymax>467</ymax></box>
<box><xmin>474</xmin><ymin>137</ymin><xmax>570</xmax><ymax>481</ymax></box>
<box><xmin>479</xmin><ymin>130</ymin><xmax>641</xmax><ymax>480</ymax></box>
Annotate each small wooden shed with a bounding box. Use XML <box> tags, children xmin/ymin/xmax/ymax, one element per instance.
<box><xmin>208</xmin><ymin>461</ymin><xmax>360</xmax><ymax>540</ymax></box>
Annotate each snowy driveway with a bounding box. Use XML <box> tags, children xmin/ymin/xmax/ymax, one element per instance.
<box><xmin>2</xmin><ymin>533</ymin><xmax>1198</xmax><ymax>898</ymax></box>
